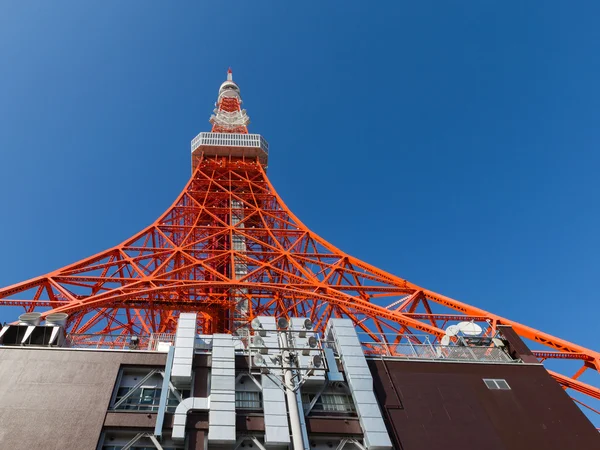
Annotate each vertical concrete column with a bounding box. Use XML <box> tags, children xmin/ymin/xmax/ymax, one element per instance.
<box><xmin>209</xmin><ymin>334</ymin><xmax>236</xmax><ymax>444</ymax></box>
<box><xmin>258</xmin><ymin>316</ymin><xmax>291</xmax><ymax>448</ymax></box>
<box><xmin>171</xmin><ymin>313</ymin><xmax>197</xmax><ymax>387</ymax></box>
<box><xmin>326</xmin><ymin>318</ymin><xmax>392</xmax><ymax>450</ymax></box>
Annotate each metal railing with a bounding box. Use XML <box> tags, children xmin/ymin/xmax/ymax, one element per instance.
<box><xmin>66</xmin><ymin>333</ymin><xmax>175</xmax><ymax>351</ymax></box>
<box><xmin>356</xmin><ymin>333</ymin><xmax>515</xmax><ymax>363</ymax></box>
<box><xmin>65</xmin><ymin>331</ymin><xmax>511</xmax><ymax>362</ymax></box>
<box><xmin>147</xmin><ymin>333</ymin><xmax>176</xmax><ymax>351</ymax></box>
<box><xmin>191</xmin><ymin>132</ymin><xmax>269</xmax><ymax>154</ymax></box>
<box><xmin>66</xmin><ymin>334</ymin><xmax>142</xmax><ymax>350</ymax></box>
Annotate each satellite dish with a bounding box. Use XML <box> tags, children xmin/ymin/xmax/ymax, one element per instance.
<box><xmin>445</xmin><ymin>325</ymin><xmax>460</xmax><ymax>336</ymax></box>
<box><xmin>253</xmin><ymin>336</ymin><xmax>268</xmax><ymax>354</ymax></box>
<box><xmin>254</xmin><ymin>354</ymin><xmax>265</xmax><ymax>366</ymax></box>
<box><xmin>307</xmin><ymin>336</ymin><xmax>318</xmax><ymax>348</ymax></box>
<box><xmin>457</xmin><ymin>321</ymin><xmax>483</xmax><ymax>336</ymax></box>
<box><xmin>440</xmin><ymin>335</ymin><xmax>450</xmax><ymax>346</ymax></box>
<box><xmin>311</xmin><ymin>354</ymin><xmax>323</xmax><ymax>368</ymax></box>
<box><xmin>277</xmin><ymin>317</ymin><xmax>289</xmax><ymax>330</ymax></box>
<box><xmin>299</xmin><ymin>318</ymin><xmax>314</xmax><ymax>337</ymax></box>
<box><xmin>251</xmin><ymin>317</ymin><xmax>267</xmax><ymax>336</ymax></box>
<box><xmin>251</xmin><ymin>318</ymin><xmax>262</xmax><ymax>330</ymax></box>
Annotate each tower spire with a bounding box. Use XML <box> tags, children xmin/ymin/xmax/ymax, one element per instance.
<box><xmin>210</xmin><ymin>69</ymin><xmax>249</xmax><ymax>134</ymax></box>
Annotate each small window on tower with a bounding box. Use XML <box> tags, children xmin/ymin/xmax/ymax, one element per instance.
<box><xmin>483</xmin><ymin>378</ymin><xmax>511</xmax><ymax>390</ymax></box>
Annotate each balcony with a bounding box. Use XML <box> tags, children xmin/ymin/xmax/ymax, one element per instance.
<box><xmin>191</xmin><ymin>132</ymin><xmax>269</xmax><ymax>170</ymax></box>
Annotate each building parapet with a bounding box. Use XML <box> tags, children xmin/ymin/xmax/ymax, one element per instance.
<box><xmin>3</xmin><ymin>330</ymin><xmax>517</xmax><ymax>366</ymax></box>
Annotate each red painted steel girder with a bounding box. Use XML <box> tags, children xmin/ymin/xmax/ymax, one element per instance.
<box><xmin>0</xmin><ymin>159</ymin><xmax>597</xmax><ymax>412</ymax></box>
<box><xmin>0</xmin><ymin>70</ymin><xmax>598</xmax><ymax>420</ymax></box>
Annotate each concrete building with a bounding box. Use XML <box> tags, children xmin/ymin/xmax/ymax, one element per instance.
<box><xmin>0</xmin><ymin>314</ymin><xmax>598</xmax><ymax>450</ymax></box>
<box><xmin>0</xmin><ymin>70</ymin><xmax>598</xmax><ymax>450</ymax></box>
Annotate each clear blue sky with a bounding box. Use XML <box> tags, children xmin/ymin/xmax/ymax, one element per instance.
<box><xmin>0</xmin><ymin>0</ymin><xmax>598</xmax><ymax>399</ymax></box>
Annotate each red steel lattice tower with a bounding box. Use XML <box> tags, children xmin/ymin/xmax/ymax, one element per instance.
<box><xmin>0</xmin><ymin>71</ymin><xmax>598</xmax><ymax>418</ymax></box>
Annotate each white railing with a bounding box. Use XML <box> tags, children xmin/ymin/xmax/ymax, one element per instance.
<box><xmin>65</xmin><ymin>333</ymin><xmax>175</xmax><ymax>351</ymax></box>
<box><xmin>191</xmin><ymin>132</ymin><xmax>269</xmax><ymax>154</ymax></box>
<box><xmin>147</xmin><ymin>332</ymin><xmax>176</xmax><ymax>351</ymax></box>
<box><xmin>66</xmin><ymin>334</ymin><xmax>146</xmax><ymax>350</ymax></box>
<box><xmin>355</xmin><ymin>333</ymin><xmax>515</xmax><ymax>363</ymax></box>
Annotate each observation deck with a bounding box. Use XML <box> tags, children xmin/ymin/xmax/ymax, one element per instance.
<box><xmin>191</xmin><ymin>132</ymin><xmax>269</xmax><ymax>171</ymax></box>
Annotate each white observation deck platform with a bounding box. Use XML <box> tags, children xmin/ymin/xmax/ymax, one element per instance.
<box><xmin>191</xmin><ymin>132</ymin><xmax>269</xmax><ymax>171</ymax></box>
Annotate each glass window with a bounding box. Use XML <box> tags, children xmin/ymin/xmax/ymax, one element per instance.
<box><xmin>483</xmin><ymin>378</ymin><xmax>511</xmax><ymax>390</ymax></box>
<box><xmin>102</xmin><ymin>431</ymin><xmax>183</xmax><ymax>449</ymax></box>
<box><xmin>103</xmin><ymin>445</ymin><xmax>183</xmax><ymax>450</ymax></box>
<box><xmin>235</xmin><ymin>391</ymin><xmax>262</xmax><ymax>410</ymax></box>
<box><xmin>103</xmin><ymin>447</ymin><xmax>183</xmax><ymax>450</ymax></box>
<box><xmin>111</xmin><ymin>369</ymin><xmax>189</xmax><ymax>412</ymax></box>
<box><xmin>301</xmin><ymin>393</ymin><xmax>356</xmax><ymax>414</ymax></box>
<box><xmin>483</xmin><ymin>379</ymin><xmax>497</xmax><ymax>389</ymax></box>
<box><xmin>495</xmin><ymin>379</ymin><xmax>510</xmax><ymax>390</ymax></box>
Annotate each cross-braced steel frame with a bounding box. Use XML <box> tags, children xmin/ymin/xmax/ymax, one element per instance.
<box><xmin>0</xmin><ymin>157</ymin><xmax>598</xmax><ymax>416</ymax></box>
<box><xmin>0</xmin><ymin>72</ymin><xmax>598</xmax><ymax>423</ymax></box>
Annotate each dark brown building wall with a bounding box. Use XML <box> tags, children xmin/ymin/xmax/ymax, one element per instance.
<box><xmin>104</xmin><ymin>412</ymin><xmax>157</xmax><ymax>429</ymax></box>
<box><xmin>0</xmin><ymin>347</ymin><xmax>166</xmax><ymax>450</ymax></box>
<box><xmin>187</xmin><ymin>412</ymin><xmax>208</xmax><ymax>450</ymax></box>
<box><xmin>368</xmin><ymin>359</ymin><xmax>600</xmax><ymax>450</ymax></box>
<box><xmin>306</xmin><ymin>417</ymin><xmax>363</xmax><ymax>436</ymax></box>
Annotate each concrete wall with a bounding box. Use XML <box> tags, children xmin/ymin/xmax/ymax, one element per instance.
<box><xmin>3</xmin><ymin>345</ymin><xmax>598</xmax><ymax>450</ymax></box>
<box><xmin>0</xmin><ymin>347</ymin><xmax>165</xmax><ymax>450</ymax></box>
<box><xmin>368</xmin><ymin>359</ymin><xmax>600</xmax><ymax>450</ymax></box>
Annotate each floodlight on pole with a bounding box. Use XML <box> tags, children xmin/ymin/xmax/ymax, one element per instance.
<box><xmin>300</xmin><ymin>319</ymin><xmax>313</xmax><ymax>338</ymax></box>
<box><xmin>277</xmin><ymin>317</ymin><xmax>289</xmax><ymax>330</ymax></box>
<box><xmin>252</xmin><ymin>335</ymin><xmax>268</xmax><ymax>354</ymax></box>
<box><xmin>251</xmin><ymin>318</ymin><xmax>267</xmax><ymax>337</ymax></box>
<box><xmin>311</xmin><ymin>354</ymin><xmax>323</xmax><ymax>368</ymax></box>
<box><xmin>302</xmin><ymin>336</ymin><xmax>319</xmax><ymax>355</ymax></box>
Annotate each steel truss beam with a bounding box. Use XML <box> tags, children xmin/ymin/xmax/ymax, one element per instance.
<box><xmin>0</xmin><ymin>159</ymin><xmax>598</xmax><ymax>419</ymax></box>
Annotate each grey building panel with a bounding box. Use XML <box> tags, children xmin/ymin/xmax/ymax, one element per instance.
<box><xmin>172</xmin><ymin>314</ymin><xmax>196</xmax><ymax>384</ymax></box>
<box><xmin>208</xmin><ymin>333</ymin><xmax>236</xmax><ymax>444</ymax></box>
<box><xmin>171</xmin><ymin>313</ymin><xmax>197</xmax><ymax>387</ymax></box>
<box><xmin>326</xmin><ymin>318</ymin><xmax>393</xmax><ymax>450</ymax></box>
<box><xmin>257</xmin><ymin>316</ymin><xmax>291</xmax><ymax>448</ymax></box>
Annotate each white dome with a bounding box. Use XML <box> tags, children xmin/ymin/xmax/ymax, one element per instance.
<box><xmin>219</xmin><ymin>80</ymin><xmax>240</xmax><ymax>92</ymax></box>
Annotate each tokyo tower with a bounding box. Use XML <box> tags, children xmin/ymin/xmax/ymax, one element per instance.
<box><xmin>0</xmin><ymin>69</ymin><xmax>598</xmax><ymax>418</ymax></box>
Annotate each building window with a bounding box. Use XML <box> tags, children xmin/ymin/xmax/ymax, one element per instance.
<box><xmin>235</xmin><ymin>391</ymin><xmax>262</xmax><ymax>410</ymax></box>
<box><xmin>101</xmin><ymin>431</ymin><xmax>183</xmax><ymax>450</ymax></box>
<box><xmin>483</xmin><ymin>378</ymin><xmax>510</xmax><ymax>390</ymax></box>
<box><xmin>114</xmin><ymin>386</ymin><xmax>161</xmax><ymax>411</ymax></box>
<box><xmin>302</xmin><ymin>393</ymin><xmax>356</xmax><ymax>414</ymax></box>
<box><xmin>103</xmin><ymin>447</ymin><xmax>182</xmax><ymax>450</ymax></box>
<box><xmin>111</xmin><ymin>368</ymin><xmax>188</xmax><ymax>412</ymax></box>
